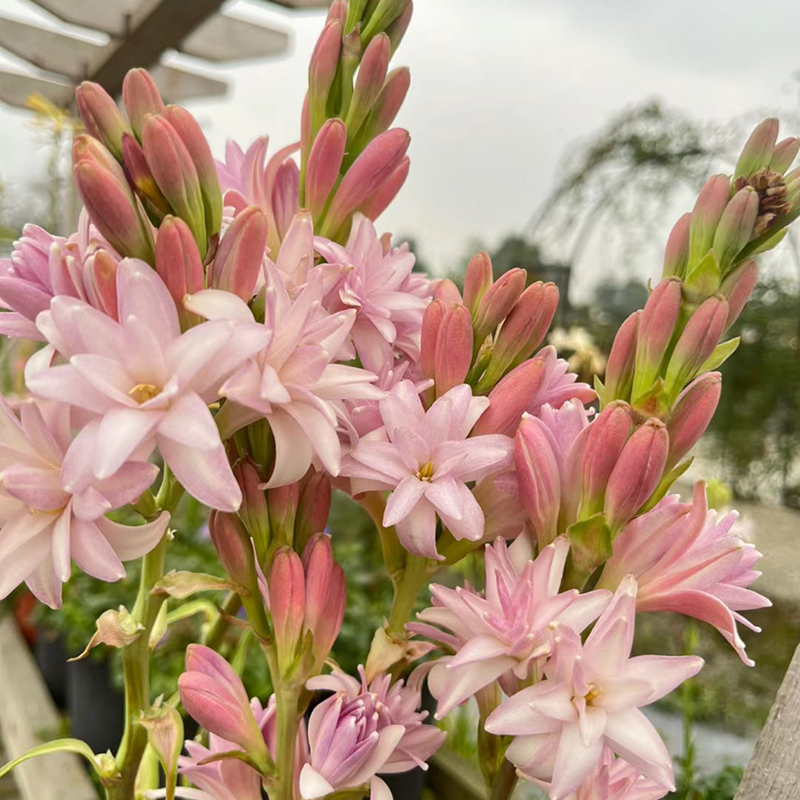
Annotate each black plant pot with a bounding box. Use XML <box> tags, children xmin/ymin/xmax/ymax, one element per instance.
<box><xmin>34</xmin><ymin>628</ymin><xmax>69</xmax><ymax>709</ymax></box>
<box><xmin>383</xmin><ymin>768</ymin><xmax>426</xmax><ymax>799</ymax></box>
<box><xmin>68</xmin><ymin>657</ymin><xmax>125</xmax><ymax>754</ymax></box>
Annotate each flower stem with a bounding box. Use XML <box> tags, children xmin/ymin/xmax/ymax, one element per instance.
<box><xmin>488</xmin><ymin>758</ymin><xmax>518</xmax><ymax>800</ymax></box>
<box><xmin>386</xmin><ymin>553</ymin><xmax>430</xmax><ymax>638</ymax></box>
<box><xmin>273</xmin><ymin>683</ymin><xmax>301</xmax><ymax>800</ymax></box>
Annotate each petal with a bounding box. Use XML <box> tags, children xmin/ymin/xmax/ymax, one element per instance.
<box><xmin>184</xmin><ymin>289</ymin><xmax>256</xmax><ymax>323</ymax></box>
<box><xmin>71</xmin><ymin>518</ymin><xmax>126</xmax><ymax>582</ymax></box>
<box><xmin>435</xmin><ymin>655</ymin><xmax>518</xmax><ymax>719</ymax></box>
<box><xmin>370</xmin><ymin>776</ymin><xmax>393</xmax><ymax>800</ymax></box>
<box><xmin>550</xmin><ymin>721</ymin><xmax>605</xmax><ymax>799</ymax></box>
<box><xmin>263</xmin><ymin>410</ymin><xmax>313</xmax><ymax>488</ymax></box>
<box><xmin>395</xmin><ymin>498</ymin><xmax>441</xmax><ymax>560</ymax></box>
<box><xmin>603</xmin><ymin>708</ymin><xmax>674</xmax><ymax>790</ymax></box>
<box><xmin>621</xmin><ymin>655</ymin><xmax>704</xmax><ymax>703</ymax></box>
<box><xmin>116</xmin><ymin>258</ymin><xmax>180</xmax><ymax>346</ymax></box>
<box><xmin>95</xmin><ymin>408</ymin><xmax>161</xmax><ymax>480</ymax></box>
<box><xmin>383</xmin><ymin>475</ymin><xmax>427</xmax><ymax>528</ymax></box>
<box><xmin>299</xmin><ymin>764</ymin><xmax>335</xmax><ymax>799</ymax></box>
<box><xmin>158</xmin><ymin>394</ymin><xmax>224</xmax><ymax>451</ymax></box>
<box><xmin>96</xmin><ymin>511</ymin><xmax>170</xmax><ymax>561</ymax></box>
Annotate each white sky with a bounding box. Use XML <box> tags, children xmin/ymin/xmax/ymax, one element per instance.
<box><xmin>0</xmin><ymin>0</ymin><xmax>799</xmax><ymax>298</ymax></box>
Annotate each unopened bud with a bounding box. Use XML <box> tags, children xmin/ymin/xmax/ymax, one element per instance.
<box><xmin>434</xmin><ymin>305</ymin><xmax>473</xmax><ymax>397</ymax></box>
<box><xmin>234</xmin><ymin>459</ymin><xmax>271</xmax><ymax>560</ymax></box>
<box><xmin>122</xmin><ymin>132</ymin><xmax>170</xmax><ymax>217</ymax></box>
<box><xmin>269</xmin><ymin>548</ymin><xmax>306</xmax><ymax>670</ymax></box>
<box><xmin>295</xmin><ymin>470</ymin><xmax>332</xmax><ymax>554</ymax></box>
<box><xmin>308</xmin><ymin>21</ymin><xmax>343</xmax><ymax>134</ymax></box>
<box><xmin>372</xmin><ymin>67</ymin><xmax>411</xmax><ymax>135</ymax></box>
<box><xmin>603</xmin><ymin>310</ymin><xmax>640</xmax><ymax>404</ymax></box>
<box><xmin>156</xmin><ymin>216</ymin><xmax>204</xmax><ymax>328</ymax></box>
<box><xmin>208</xmin><ymin>511</ymin><xmax>256</xmax><ymax>590</ymax></box>
<box><xmin>719</xmin><ymin>259</ymin><xmax>757</xmax><ymax>331</ymax></box>
<box><xmin>662</xmin><ymin>212</ymin><xmax>690</xmax><ymax>278</ymax></box>
<box><xmin>272</xmin><ymin>159</ymin><xmax>300</xmax><ymax>241</ymax></box>
<box><xmin>420</xmin><ymin>299</ymin><xmax>445</xmax><ymax>381</ymax></box>
<box><xmin>268</xmin><ymin>482</ymin><xmax>300</xmax><ymax>547</ymax></box>
<box><xmin>306</xmin><ymin>118</ymin><xmax>348</xmax><ymax>218</ymax></box>
<box><xmin>462</xmin><ymin>252</ymin><xmax>493</xmax><ymax>316</ymax></box>
<box><xmin>208</xmin><ymin>207</ymin><xmax>267</xmax><ymax>301</ymax></box>
<box><xmin>302</xmin><ymin>533</ymin><xmax>345</xmax><ymax>666</ymax></box>
<box><xmin>385</xmin><ymin>0</ymin><xmax>413</xmax><ymax>53</ymax></box>
<box><xmin>666</xmin><ymin>372</ymin><xmax>721</xmax><ymax>470</ymax></box>
<box><xmin>689</xmin><ymin>174</ymin><xmax>731</xmax><ymax>268</ymax></box>
<box><xmin>712</xmin><ymin>186</ymin><xmax>758</xmax><ymax>273</ymax></box>
<box><xmin>434</xmin><ymin>279</ymin><xmax>463</xmax><ymax>308</ymax></box>
<box><xmin>122</xmin><ymin>68</ymin><xmax>165</xmax><ymax>140</ymax></box>
<box><xmin>361</xmin><ymin>0</ymin><xmax>411</xmax><ymax>46</ymax></box>
<box><xmin>83</xmin><ymin>249</ymin><xmax>119</xmax><ymax>320</ymax></box>
<box><xmin>473</xmin><ymin>268</ymin><xmax>526</xmax><ymax>345</ymax></box>
<box><xmin>770</xmin><ymin>137</ymin><xmax>800</xmax><ymax>175</ymax></box>
<box><xmin>734</xmin><ymin>118</ymin><xmax>779</xmax><ymax>179</ymax></box>
<box><xmin>358</xmin><ymin>156</ymin><xmax>409</xmax><ymax>220</ymax></box>
<box><xmin>346</xmin><ymin>34</ymin><xmax>390</xmax><ymax>136</ymax></box>
<box><xmin>75</xmin><ymin>82</ymin><xmax>131</xmax><ymax>161</ymax></box>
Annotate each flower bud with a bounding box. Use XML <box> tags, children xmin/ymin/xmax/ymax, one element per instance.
<box><xmin>234</xmin><ymin>459</ymin><xmax>271</xmax><ymax>560</ymax></box>
<box><xmin>603</xmin><ymin>310</ymin><xmax>640</xmax><ymax>403</ymax></box>
<box><xmin>269</xmin><ymin>547</ymin><xmax>306</xmax><ymax>670</ymax></box>
<box><xmin>462</xmin><ymin>252</ymin><xmax>493</xmax><ymax>316</ymax></box>
<box><xmin>580</xmin><ymin>401</ymin><xmax>633</xmax><ymax>517</ymax></box>
<box><xmin>306</xmin><ymin>118</ymin><xmax>348</xmax><ymax>218</ymax></box>
<box><xmin>163</xmin><ymin>105</ymin><xmax>223</xmax><ymax>241</ymax></box>
<box><xmin>208</xmin><ymin>207</ymin><xmax>267</xmax><ymax>301</ymax></box>
<box><xmin>632</xmin><ymin>277</ymin><xmax>682</xmax><ymax>400</ymax></box>
<box><xmin>664</xmin><ymin>295</ymin><xmax>728</xmax><ymax>400</ymax></box>
<box><xmin>358</xmin><ymin>156</ymin><xmax>409</xmax><ymax>220</ymax></box>
<box><xmin>712</xmin><ymin>186</ymin><xmax>758</xmax><ymax>273</ymax></box>
<box><xmin>372</xmin><ymin>67</ymin><xmax>411</xmax><ymax>136</ymax></box>
<box><xmin>666</xmin><ymin>372</ymin><xmax>721</xmax><ymax>470</ymax></box>
<box><xmin>433</xmin><ymin>305</ymin><xmax>472</xmax><ymax>397</ymax></box>
<box><xmin>139</xmin><ymin>704</ymin><xmax>183</xmax><ymax>800</ymax></box>
<box><xmin>142</xmin><ymin>115</ymin><xmax>207</xmax><ymax>255</ymax></box>
<box><xmin>209</xmin><ymin>511</ymin><xmax>256</xmax><ymax>589</ymax></box>
<box><xmin>308</xmin><ymin>21</ymin><xmax>342</xmax><ymax>134</ymax></box>
<box><xmin>75</xmin><ymin>82</ymin><xmax>131</xmax><ymax>161</ymax></box>
<box><xmin>515</xmin><ymin>415</ymin><xmax>561</xmax><ymax>548</ymax></box>
<box><xmin>420</xmin><ymin>299</ymin><xmax>445</xmax><ymax>380</ymax></box>
<box><xmin>156</xmin><ymin>215</ymin><xmax>204</xmax><ymax>328</ymax></box>
<box><xmin>361</xmin><ymin>0</ymin><xmax>411</xmax><ymax>45</ymax></box>
<box><xmin>346</xmin><ymin>34</ymin><xmax>390</xmax><ymax>136</ymax></box>
<box><xmin>604</xmin><ymin>418</ymin><xmax>669</xmax><ymax>532</ymax></box>
<box><xmin>719</xmin><ymin>259</ymin><xmax>757</xmax><ymax>332</ymax></box>
<box><xmin>272</xmin><ymin>159</ymin><xmax>300</xmax><ymax>241</ymax></box>
<box><xmin>385</xmin><ymin>0</ymin><xmax>413</xmax><ymax>53</ymax></box>
<box><xmin>122</xmin><ymin>68</ymin><xmax>165</xmax><ymax>140</ymax></box>
<box><xmin>295</xmin><ymin>471</ymin><xmax>332</xmax><ymax>554</ymax></box>
<box><xmin>472</xmin><ymin>268</ymin><xmax>526</xmax><ymax>345</ymax></box>
<box><xmin>434</xmin><ymin>279</ymin><xmax>463</xmax><ymax>307</ymax></box>
<box><xmin>689</xmin><ymin>174</ymin><xmax>731</xmax><ymax>267</ymax></box>
<box><xmin>734</xmin><ymin>118</ymin><xmax>778</xmax><ymax>179</ymax></box>
<box><xmin>302</xmin><ymin>533</ymin><xmax>346</xmax><ymax>666</ymax></box>
<box><xmin>268</xmin><ymin>482</ymin><xmax>300</xmax><ymax>547</ymax></box>
<box><xmin>770</xmin><ymin>137</ymin><xmax>800</xmax><ymax>175</ymax></box>
<box><xmin>83</xmin><ymin>249</ymin><xmax>119</xmax><ymax>320</ymax></box>
<box><xmin>662</xmin><ymin>212</ymin><xmax>690</xmax><ymax>278</ymax></box>
<box><xmin>122</xmin><ymin>132</ymin><xmax>170</xmax><ymax>217</ymax></box>
<box><xmin>327</xmin><ymin>0</ymin><xmax>348</xmax><ymax>24</ymax></box>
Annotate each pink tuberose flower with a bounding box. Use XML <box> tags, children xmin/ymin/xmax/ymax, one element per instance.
<box><xmin>485</xmin><ymin>576</ymin><xmax>703</xmax><ymax>800</ymax></box>
<box><xmin>27</xmin><ymin>258</ymin><xmax>269</xmax><ymax>511</ymax></box>
<box><xmin>568</xmin><ymin>751</ymin><xmax>667</xmax><ymax>800</ymax></box>
<box><xmin>0</xmin><ymin>397</ymin><xmax>168</xmax><ymax>608</ymax></box>
<box><xmin>300</xmin><ymin>665</ymin><xmax>446</xmax><ymax>800</ymax></box>
<box><xmin>340</xmin><ymin>381</ymin><xmax>514</xmax><ymax>559</ymax></box>
<box><xmin>598</xmin><ymin>482</ymin><xmax>770</xmax><ymax>665</ymax></box>
<box><xmin>410</xmin><ymin>536</ymin><xmax>610</xmax><ymax>717</ymax></box>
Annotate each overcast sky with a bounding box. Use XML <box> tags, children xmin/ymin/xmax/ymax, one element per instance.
<box><xmin>0</xmin><ymin>0</ymin><xmax>799</xmax><ymax>298</ymax></box>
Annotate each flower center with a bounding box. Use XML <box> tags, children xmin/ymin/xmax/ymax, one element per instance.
<box><xmin>129</xmin><ymin>383</ymin><xmax>160</xmax><ymax>404</ymax></box>
<box><xmin>584</xmin><ymin>686</ymin><xmax>602</xmax><ymax>705</ymax></box>
<box><xmin>417</xmin><ymin>461</ymin><xmax>435</xmax><ymax>481</ymax></box>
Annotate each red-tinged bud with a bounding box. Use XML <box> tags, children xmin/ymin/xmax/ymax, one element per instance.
<box><xmin>142</xmin><ymin>115</ymin><xmax>207</xmax><ymax>255</ymax></box>
<box><xmin>771</xmin><ymin>137</ymin><xmax>800</xmax><ymax>175</ymax></box>
<box><xmin>155</xmin><ymin>216</ymin><xmax>204</xmax><ymax>327</ymax></box>
<box><xmin>664</xmin><ymin>295</ymin><xmax>728</xmax><ymax>400</ymax></box>
<box><xmin>712</xmin><ymin>186</ymin><xmax>758</xmax><ymax>272</ymax></box>
<box><xmin>463</xmin><ymin>252</ymin><xmax>494</xmax><ymax>316</ymax></box>
<box><xmin>308</xmin><ymin>21</ymin><xmax>342</xmax><ymax>133</ymax></box>
<box><xmin>666</xmin><ymin>372</ymin><xmax>721</xmax><ymax>470</ymax></box>
<box><xmin>269</xmin><ymin>547</ymin><xmax>306</xmax><ymax>670</ymax></box>
<box><xmin>233</xmin><ymin>459</ymin><xmax>271</xmax><ymax>560</ymax></box>
<box><xmin>163</xmin><ymin>105</ymin><xmax>223</xmax><ymax>240</ymax></box>
<box><xmin>632</xmin><ymin>277</ymin><xmax>682</xmax><ymax>400</ymax></box>
<box><xmin>604</xmin><ymin>418</ymin><xmax>669</xmax><ymax>532</ymax></box>
<box><xmin>689</xmin><ymin>174</ymin><xmax>731</xmax><ymax>267</ymax></box>
<box><xmin>272</xmin><ymin>159</ymin><xmax>300</xmax><ymax>241</ymax></box>
<box><xmin>75</xmin><ymin>82</ymin><xmax>131</xmax><ymax>161</ymax></box>
<box><xmin>347</xmin><ymin>34</ymin><xmax>390</xmax><ymax>135</ymax></box>
<box><xmin>208</xmin><ymin>207</ymin><xmax>267</xmax><ymax>301</ymax></box>
<box><xmin>385</xmin><ymin>0</ymin><xmax>413</xmax><ymax>53</ymax></box>
<box><xmin>83</xmin><ymin>249</ymin><xmax>119</xmax><ymax>320</ymax></box>
<box><xmin>372</xmin><ymin>67</ymin><xmax>411</xmax><ymax>135</ymax></box>
<box><xmin>579</xmin><ymin>400</ymin><xmax>633</xmax><ymax>517</ymax></box>
<box><xmin>719</xmin><ymin>259</ymin><xmax>757</xmax><ymax>331</ymax></box>
<box><xmin>434</xmin><ymin>279</ymin><xmax>462</xmax><ymax>307</ymax></box>
<box><xmin>306</xmin><ymin>118</ymin><xmax>347</xmax><ymax>218</ymax></box>
<box><xmin>295</xmin><ymin>470</ymin><xmax>332</xmax><ymax>554</ymax></box>
<box><xmin>73</xmin><ymin>135</ymin><xmax>155</xmax><ymax>264</ymax></box>
<box><xmin>268</xmin><ymin>481</ymin><xmax>300</xmax><ymax>547</ymax></box>
<box><xmin>514</xmin><ymin>414</ymin><xmax>561</xmax><ymax>548</ymax></box>
<box><xmin>359</xmin><ymin>156</ymin><xmax>409</xmax><ymax>221</ymax></box>
<box><xmin>361</xmin><ymin>0</ymin><xmax>411</xmax><ymax>45</ymax></box>
<box><xmin>473</xmin><ymin>268</ymin><xmax>526</xmax><ymax>344</ymax></box>
<box><xmin>434</xmin><ymin>305</ymin><xmax>473</xmax><ymax>397</ymax></box>
<box><xmin>734</xmin><ymin>118</ymin><xmax>778</xmax><ymax>179</ymax></box>
<box><xmin>208</xmin><ymin>511</ymin><xmax>256</xmax><ymax>589</ymax></box>
<box><xmin>122</xmin><ymin>68</ymin><xmax>165</xmax><ymax>140</ymax></box>
<box><xmin>662</xmin><ymin>212</ymin><xmax>690</xmax><ymax>278</ymax></box>
<box><xmin>325</xmin><ymin>128</ymin><xmax>410</xmax><ymax>235</ymax></box>
<box><xmin>122</xmin><ymin>132</ymin><xmax>170</xmax><ymax>217</ymax></box>
<box><xmin>301</xmin><ymin>93</ymin><xmax>312</xmax><ymax>164</ymax></box>
<box><xmin>420</xmin><ymin>299</ymin><xmax>445</xmax><ymax>380</ymax></box>
<box><xmin>327</xmin><ymin>0</ymin><xmax>348</xmax><ymax>24</ymax></box>
<box><xmin>302</xmin><ymin>533</ymin><xmax>346</xmax><ymax>666</ymax></box>
<box><xmin>472</xmin><ymin>354</ymin><xmax>547</xmax><ymax>437</ymax></box>
<box><xmin>603</xmin><ymin>310</ymin><xmax>640</xmax><ymax>403</ymax></box>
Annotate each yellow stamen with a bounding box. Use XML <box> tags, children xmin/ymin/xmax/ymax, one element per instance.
<box><xmin>129</xmin><ymin>383</ymin><xmax>160</xmax><ymax>404</ymax></box>
<box><xmin>417</xmin><ymin>461</ymin><xmax>435</xmax><ymax>481</ymax></box>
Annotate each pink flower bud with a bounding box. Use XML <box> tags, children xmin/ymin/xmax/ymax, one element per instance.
<box><xmin>472</xmin><ymin>353</ymin><xmax>548</xmax><ymax>437</ymax></box>
<box><xmin>122</xmin><ymin>132</ymin><xmax>170</xmax><ymax>216</ymax></box>
<box><xmin>604</xmin><ymin>418</ymin><xmax>669</xmax><ymax>532</ymax></box>
<box><xmin>209</xmin><ymin>511</ymin><xmax>255</xmax><ymax>589</ymax></box>
<box><xmin>308</xmin><ymin>21</ymin><xmax>342</xmax><ymax>133</ymax></box>
<box><xmin>358</xmin><ymin>156</ymin><xmax>409</xmax><ymax>220</ymax></box>
<box><xmin>473</xmin><ymin>268</ymin><xmax>526</xmax><ymax>344</ymax></box>
<box><xmin>514</xmin><ymin>415</ymin><xmax>561</xmax><ymax>548</ymax></box>
<box><xmin>155</xmin><ymin>215</ymin><xmax>204</xmax><ymax>325</ymax></box>
<box><xmin>580</xmin><ymin>400</ymin><xmax>633</xmax><ymax>516</ymax></box>
<box><xmin>269</xmin><ymin>547</ymin><xmax>306</xmax><ymax>669</ymax></box>
<box><xmin>689</xmin><ymin>174</ymin><xmax>732</xmax><ymax>267</ymax></box>
<box><xmin>346</xmin><ymin>34</ymin><xmax>390</xmax><ymax>135</ymax></box>
<box><xmin>122</xmin><ymin>68</ymin><xmax>165</xmax><ymax>140</ymax></box>
<box><xmin>361</xmin><ymin>0</ymin><xmax>411</xmax><ymax>44</ymax></box>
<box><xmin>770</xmin><ymin>137</ymin><xmax>800</xmax><ymax>175</ymax></box>
<box><xmin>434</xmin><ymin>305</ymin><xmax>473</xmax><ymax>396</ymax></box>
<box><xmin>664</xmin><ymin>295</ymin><xmax>728</xmax><ymax>400</ymax></box>
<box><xmin>372</xmin><ymin>67</ymin><xmax>411</xmax><ymax>136</ymax></box>
<box><xmin>301</xmin><ymin>93</ymin><xmax>312</xmax><ymax>164</ymax></box>
<box><xmin>272</xmin><ymin>159</ymin><xmax>300</xmax><ymax>241</ymax></box>
<box><xmin>83</xmin><ymin>249</ymin><xmax>119</xmax><ymax>320</ymax></box>
<box><xmin>719</xmin><ymin>259</ymin><xmax>757</xmax><ymax>332</ymax></box>
<box><xmin>268</xmin><ymin>481</ymin><xmax>300</xmax><ymax>546</ymax></box>
<box><xmin>420</xmin><ymin>299</ymin><xmax>445</xmax><ymax>381</ymax></box>
<box><xmin>666</xmin><ymin>372</ymin><xmax>721</xmax><ymax>470</ymax></box>
<box><xmin>462</xmin><ymin>252</ymin><xmax>493</xmax><ymax>316</ymax></box>
<box><xmin>163</xmin><ymin>105</ymin><xmax>223</xmax><ymax>240</ymax></box>
<box><xmin>179</xmin><ymin>645</ymin><xmax>269</xmax><ymax>766</ymax></box>
<box><xmin>434</xmin><ymin>279</ymin><xmax>463</xmax><ymax>307</ymax></box>
<box><xmin>209</xmin><ymin>207</ymin><xmax>267</xmax><ymax>301</ymax></box>
<box><xmin>302</xmin><ymin>533</ymin><xmax>345</xmax><ymax>666</ymax></box>
<box><xmin>632</xmin><ymin>277</ymin><xmax>682</xmax><ymax>400</ymax></box>
<box><xmin>603</xmin><ymin>310</ymin><xmax>640</xmax><ymax>403</ymax></box>
<box><xmin>295</xmin><ymin>470</ymin><xmax>332</xmax><ymax>554</ymax></box>
<box><xmin>712</xmin><ymin>186</ymin><xmax>758</xmax><ymax>272</ymax></box>
<box><xmin>75</xmin><ymin>82</ymin><xmax>131</xmax><ymax>161</ymax></box>
<box><xmin>385</xmin><ymin>0</ymin><xmax>413</xmax><ymax>53</ymax></box>
<box><xmin>662</xmin><ymin>212</ymin><xmax>690</xmax><ymax>278</ymax></box>
<box><xmin>306</xmin><ymin>119</ymin><xmax>347</xmax><ymax>218</ymax></box>
<box><xmin>234</xmin><ymin>459</ymin><xmax>271</xmax><ymax>559</ymax></box>
<box><xmin>734</xmin><ymin>118</ymin><xmax>779</xmax><ymax>179</ymax></box>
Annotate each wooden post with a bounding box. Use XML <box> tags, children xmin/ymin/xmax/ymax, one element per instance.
<box><xmin>735</xmin><ymin>642</ymin><xmax>800</xmax><ymax>799</ymax></box>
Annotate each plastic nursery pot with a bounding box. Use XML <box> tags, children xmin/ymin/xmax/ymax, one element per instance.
<box><xmin>67</xmin><ymin>656</ymin><xmax>125</xmax><ymax>754</ymax></box>
<box><xmin>34</xmin><ymin>628</ymin><xmax>69</xmax><ymax>709</ymax></box>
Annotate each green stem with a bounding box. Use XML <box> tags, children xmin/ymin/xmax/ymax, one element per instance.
<box><xmin>386</xmin><ymin>554</ymin><xmax>430</xmax><ymax>638</ymax></box>
<box><xmin>488</xmin><ymin>758</ymin><xmax>518</xmax><ymax>800</ymax></box>
<box><xmin>273</xmin><ymin>685</ymin><xmax>302</xmax><ymax>800</ymax></box>
<box><xmin>203</xmin><ymin>592</ymin><xmax>242</xmax><ymax>653</ymax></box>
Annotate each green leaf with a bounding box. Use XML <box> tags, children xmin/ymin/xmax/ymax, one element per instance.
<box><xmin>564</xmin><ymin>514</ymin><xmax>612</xmax><ymax>591</ymax></box>
<box><xmin>699</xmin><ymin>337</ymin><xmax>740</xmax><ymax>373</ymax></box>
<box><xmin>152</xmin><ymin>570</ymin><xmax>242</xmax><ymax>599</ymax></box>
<box><xmin>638</xmin><ymin>457</ymin><xmax>693</xmax><ymax>515</ymax></box>
<box><xmin>683</xmin><ymin>249</ymin><xmax>720</xmax><ymax>304</ymax></box>
<box><xmin>0</xmin><ymin>738</ymin><xmax>105</xmax><ymax>780</ymax></box>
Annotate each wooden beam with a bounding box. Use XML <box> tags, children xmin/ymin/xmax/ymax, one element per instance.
<box><xmin>88</xmin><ymin>0</ymin><xmax>226</xmax><ymax>98</ymax></box>
<box><xmin>735</xmin><ymin>642</ymin><xmax>800</xmax><ymax>799</ymax></box>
